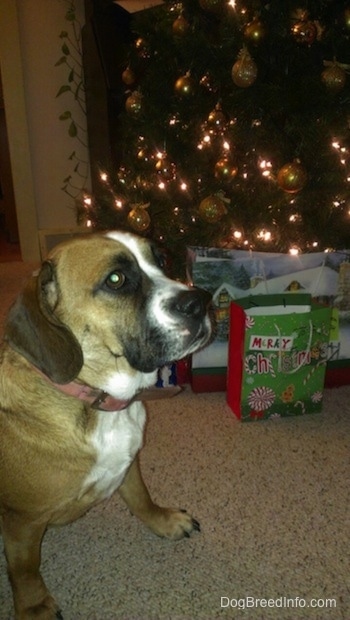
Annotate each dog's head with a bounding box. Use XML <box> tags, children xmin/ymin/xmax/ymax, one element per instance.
<box><xmin>5</xmin><ymin>231</ymin><xmax>213</xmax><ymax>389</ymax></box>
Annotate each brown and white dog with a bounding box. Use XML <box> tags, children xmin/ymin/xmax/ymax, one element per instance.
<box><xmin>0</xmin><ymin>231</ymin><xmax>213</xmax><ymax>620</ymax></box>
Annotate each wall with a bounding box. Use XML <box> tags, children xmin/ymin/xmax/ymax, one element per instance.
<box><xmin>0</xmin><ymin>0</ymin><xmax>89</xmax><ymax>261</ymax></box>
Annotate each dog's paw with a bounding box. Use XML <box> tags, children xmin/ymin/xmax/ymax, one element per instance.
<box><xmin>148</xmin><ymin>507</ymin><xmax>201</xmax><ymax>540</ymax></box>
<box><xmin>17</xmin><ymin>596</ymin><xmax>62</xmax><ymax>620</ymax></box>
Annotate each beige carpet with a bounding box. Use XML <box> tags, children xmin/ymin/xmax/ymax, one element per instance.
<box><xmin>0</xmin><ymin>262</ymin><xmax>350</xmax><ymax>620</ymax></box>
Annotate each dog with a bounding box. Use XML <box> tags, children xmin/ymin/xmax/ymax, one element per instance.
<box><xmin>0</xmin><ymin>231</ymin><xmax>213</xmax><ymax>619</ymax></box>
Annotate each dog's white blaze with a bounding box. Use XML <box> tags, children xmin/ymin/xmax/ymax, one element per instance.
<box><xmin>82</xmin><ymin>401</ymin><xmax>146</xmax><ymax>499</ymax></box>
<box><xmin>106</xmin><ymin>231</ymin><xmax>171</xmax><ymax>280</ymax></box>
<box><xmin>102</xmin><ymin>369</ymin><xmax>157</xmax><ymax>400</ymax></box>
<box><xmin>106</xmin><ymin>231</ymin><xmax>190</xmax><ymax>330</ymax></box>
<box><xmin>149</xmin><ymin>287</ymin><xmax>184</xmax><ymax>330</ymax></box>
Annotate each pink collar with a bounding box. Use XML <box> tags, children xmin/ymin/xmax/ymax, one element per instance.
<box><xmin>34</xmin><ymin>367</ymin><xmax>182</xmax><ymax>411</ymax></box>
<box><xmin>50</xmin><ymin>380</ymin><xmax>133</xmax><ymax>411</ymax></box>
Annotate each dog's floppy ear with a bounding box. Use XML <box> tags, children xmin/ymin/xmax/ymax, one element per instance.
<box><xmin>4</xmin><ymin>261</ymin><xmax>83</xmax><ymax>383</ymax></box>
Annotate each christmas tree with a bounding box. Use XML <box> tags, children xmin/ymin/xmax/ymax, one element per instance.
<box><xmin>81</xmin><ymin>0</ymin><xmax>350</xmax><ymax>276</ymax></box>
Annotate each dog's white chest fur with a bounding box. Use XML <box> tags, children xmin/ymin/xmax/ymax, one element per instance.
<box><xmin>82</xmin><ymin>401</ymin><xmax>146</xmax><ymax>500</ymax></box>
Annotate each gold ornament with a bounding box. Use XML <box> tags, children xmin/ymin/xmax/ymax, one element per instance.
<box><xmin>199</xmin><ymin>0</ymin><xmax>224</xmax><ymax>13</ymax></box>
<box><xmin>155</xmin><ymin>156</ymin><xmax>174</xmax><ymax>180</ymax></box>
<box><xmin>322</xmin><ymin>62</ymin><xmax>347</xmax><ymax>92</ymax></box>
<box><xmin>277</xmin><ymin>161</ymin><xmax>307</xmax><ymax>194</ymax></box>
<box><xmin>122</xmin><ymin>67</ymin><xmax>135</xmax><ymax>86</ymax></box>
<box><xmin>172</xmin><ymin>14</ymin><xmax>189</xmax><ymax>36</ymax></box>
<box><xmin>174</xmin><ymin>72</ymin><xmax>194</xmax><ymax>96</ymax></box>
<box><xmin>244</xmin><ymin>18</ymin><xmax>266</xmax><ymax>44</ymax></box>
<box><xmin>127</xmin><ymin>203</ymin><xmax>151</xmax><ymax>232</ymax></box>
<box><xmin>199</xmin><ymin>195</ymin><xmax>227</xmax><ymax>223</ymax></box>
<box><xmin>137</xmin><ymin>147</ymin><xmax>149</xmax><ymax>162</ymax></box>
<box><xmin>207</xmin><ymin>103</ymin><xmax>227</xmax><ymax>131</ymax></box>
<box><xmin>214</xmin><ymin>157</ymin><xmax>238</xmax><ymax>181</ymax></box>
<box><xmin>125</xmin><ymin>91</ymin><xmax>142</xmax><ymax>117</ymax></box>
<box><xmin>232</xmin><ymin>48</ymin><xmax>258</xmax><ymax>88</ymax></box>
<box><xmin>291</xmin><ymin>19</ymin><xmax>317</xmax><ymax>45</ymax></box>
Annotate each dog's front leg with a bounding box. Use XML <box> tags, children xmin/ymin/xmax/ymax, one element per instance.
<box><xmin>118</xmin><ymin>454</ymin><xmax>200</xmax><ymax>540</ymax></box>
<box><xmin>1</xmin><ymin>513</ymin><xmax>61</xmax><ymax>620</ymax></box>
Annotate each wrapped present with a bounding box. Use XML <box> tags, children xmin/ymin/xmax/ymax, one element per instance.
<box><xmin>156</xmin><ymin>363</ymin><xmax>177</xmax><ymax>388</ymax></box>
<box><xmin>135</xmin><ymin>363</ymin><xmax>182</xmax><ymax>401</ymax></box>
<box><xmin>227</xmin><ymin>294</ymin><xmax>332</xmax><ymax>421</ymax></box>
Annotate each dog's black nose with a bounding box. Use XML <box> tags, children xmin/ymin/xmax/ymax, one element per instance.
<box><xmin>173</xmin><ymin>288</ymin><xmax>212</xmax><ymax>319</ymax></box>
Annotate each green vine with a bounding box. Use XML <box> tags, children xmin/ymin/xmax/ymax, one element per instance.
<box><xmin>55</xmin><ymin>0</ymin><xmax>89</xmax><ymax>201</ymax></box>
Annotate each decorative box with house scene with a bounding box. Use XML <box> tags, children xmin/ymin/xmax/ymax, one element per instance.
<box><xmin>187</xmin><ymin>247</ymin><xmax>350</xmax><ymax>392</ymax></box>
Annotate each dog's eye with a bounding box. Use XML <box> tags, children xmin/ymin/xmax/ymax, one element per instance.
<box><xmin>105</xmin><ymin>271</ymin><xmax>125</xmax><ymax>290</ymax></box>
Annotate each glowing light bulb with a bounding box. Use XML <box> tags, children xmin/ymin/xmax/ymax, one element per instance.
<box><xmin>257</xmin><ymin>229</ymin><xmax>272</xmax><ymax>242</ymax></box>
<box><xmin>100</xmin><ymin>172</ymin><xmax>108</xmax><ymax>182</ymax></box>
<box><xmin>259</xmin><ymin>159</ymin><xmax>273</xmax><ymax>178</ymax></box>
<box><xmin>289</xmin><ymin>247</ymin><xmax>299</xmax><ymax>256</ymax></box>
<box><xmin>180</xmin><ymin>182</ymin><xmax>187</xmax><ymax>191</ymax></box>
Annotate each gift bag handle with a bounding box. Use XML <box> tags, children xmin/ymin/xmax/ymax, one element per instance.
<box><xmin>275</xmin><ymin>320</ymin><xmax>313</xmax><ymax>374</ymax></box>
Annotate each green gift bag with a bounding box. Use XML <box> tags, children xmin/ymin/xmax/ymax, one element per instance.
<box><xmin>227</xmin><ymin>294</ymin><xmax>332</xmax><ymax>421</ymax></box>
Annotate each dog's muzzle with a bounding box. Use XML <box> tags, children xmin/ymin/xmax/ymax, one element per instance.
<box><xmin>122</xmin><ymin>285</ymin><xmax>214</xmax><ymax>374</ymax></box>
<box><xmin>169</xmin><ymin>287</ymin><xmax>212</xmax><ymax>322</ymax></box>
